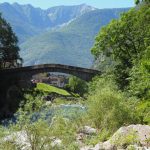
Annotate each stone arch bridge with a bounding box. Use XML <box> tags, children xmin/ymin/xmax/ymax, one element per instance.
<box><xmin>0</xmin><ymin>64</ymin><xmax>100</xmax><ymax>119</ymax></box>
<box><xmin>0</xmin><ymin>64</ymin><xmax>100</xmax><ymax>82</ymax></box>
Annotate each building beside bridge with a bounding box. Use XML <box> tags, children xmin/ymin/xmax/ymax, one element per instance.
<box><xmin>32</xmin><ymin>73</ymin><xmax>68</xmax><ymax>88</ymax></box>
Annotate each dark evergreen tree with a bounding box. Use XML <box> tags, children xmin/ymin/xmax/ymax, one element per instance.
<box><xmin>0</xmin><ymin>13</ymin><xmax>22</xmax><ymax>68</ymax></box>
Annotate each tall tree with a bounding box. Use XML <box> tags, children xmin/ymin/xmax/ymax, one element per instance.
<box><xmin>0</xmin><ymin>14</ymin><xmax>22</xmax><ymax>68</ymax></box>
<box><xmin>135</xmin><ymin>0</ymin><xmax>150</xmax><ymax>5</ymax></box>
<box><xmin>65</xmin><ymin>76</ymin><xmax>88</xmax><ymax>96</ymax></box>
<box><xmin>91</xmin><ymin>3</ymin><xmax>150</xmax><ymax>89</ymax></box>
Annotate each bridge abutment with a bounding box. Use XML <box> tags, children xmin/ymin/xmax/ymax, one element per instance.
<box><xmin>0</xmin><ymin>74</ymin><xmax>34</xmax><ymax>120</ymax></box>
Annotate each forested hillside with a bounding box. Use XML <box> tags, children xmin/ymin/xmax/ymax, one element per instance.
<box><xmin>20</xmin><ymin>8</ymin><xmax>129</xmax><ymax>67</ymax></box>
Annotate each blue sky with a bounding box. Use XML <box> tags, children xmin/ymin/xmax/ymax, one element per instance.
<box><xmin>0</xmin><ymin>0</ymin><xmax>135</xmax><ymax>9</ymax></box>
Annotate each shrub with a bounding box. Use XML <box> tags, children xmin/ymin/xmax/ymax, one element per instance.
<box><xmin>87</xmin><ymin>77</ymin><xmax>139</xmax><ymax>135</ymax></box>
<box><xmin>135</xmin><ymin>100</ymin><xmax>150</xmax><ymax>124</ymax></box>
<box><xmin>0</xmin><ymin>92</ymin><xmax>83</xmax><ymax>150</ymax></box>
<box><xmin>129</xmin><ymin>47</ymin><xmax>150</xmax><ymax>100</ymax></box>
<box><xmin>65</xmin><ymin>76</ymin><xmax>88</xmax><ymax>96</ymax></box>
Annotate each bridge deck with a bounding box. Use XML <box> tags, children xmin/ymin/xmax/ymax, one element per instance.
<box><xmin>0</xmin><ymin>64</ymin><xmax>100</xmax><ymax>81</ymax></box>
<box><xmin>0</xmin><ymin>64</ymin><xmax>100</xmax><ymax>74</ymax></box>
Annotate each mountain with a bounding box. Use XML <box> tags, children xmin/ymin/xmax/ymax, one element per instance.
<box><xmin>20</xmin><ymin>8</ymin><xmax>129</xmax><ymax>67</ymax></box>
<box><xmin>0</xmin><ymin>3</ymin><xmax>95</xmax><ymax>42</ymax></box>
<box><xmin>0</xmin><ymin>3</ymin><xmax>129</xmax><ymax>68</ymax></box>
<box><xmin>45</xmin><ymin>4</ymin><xmax>96</xmax><ymax>27</ymax></box>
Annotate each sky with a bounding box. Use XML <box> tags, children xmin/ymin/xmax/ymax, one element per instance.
<box><xmin>0</xmin><ymin>0</ymin><xmax>135</xmax><ymax>9</ymax></box>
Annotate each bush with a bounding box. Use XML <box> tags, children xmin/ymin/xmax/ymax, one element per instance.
<box><xmin>0</xmin><ymin>92</ymin><xmax>83</xmax><ymax>150</ymax></box>
<box><xmin>87</xmin><ymin>77</ymin><xmax>139</xmax><ymax>134</ymax></box>
<box><xmin>65</xmin><ymin>76</ymin><xmax>88</xmax><ymax>96</ymax></box>
<box><xmin>129</xmin><ymin>47</ymin><xmax>150</xmax><ymax>99</ymax></box>
<box><xmin>135</xmin><ymin>100</ymin><xmax>150</xmax><ymax>125</ymax></box>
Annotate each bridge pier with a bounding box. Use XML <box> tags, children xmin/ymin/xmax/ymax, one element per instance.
<box><xmin>0</xmin><ymin>74</ymin><xmax>34</xmax><ymax>120</ymax></box>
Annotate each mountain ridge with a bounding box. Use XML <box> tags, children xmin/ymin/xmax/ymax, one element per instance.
<box><xmin>0</xmin><ymin>2</ymin><xmax>130</xmax><ymax>68</ymax></box>
<box><xmin>20</xmin><ymin>8</ymin><xmax>129</xmax><ymax>67</ymax></box>
<box><xmin>0</xmin><ymin>2</ymin><xmax>95</xmax><ymax>42</ymax></box>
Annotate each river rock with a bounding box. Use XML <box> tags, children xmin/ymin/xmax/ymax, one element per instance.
<box><xmin>82</xmin><ymin>126</ymin><xmax>97</xmax><ymax>135</ymax></box>
<box><xmin>127</xmin><ymin>145</ymin><xmax>149</xmax><ymax>150</ymax></box>
<box><xmin>45</xmin><ymin>101</ymin><xmax>52</xmax><ymax>106</ymax></box>
<box><xmin>109</xmin><ymin>124</ymin><xmax>150</xmax><ymax>147</ymax></box>
<box><xmin>80</xmin><ymin>145</ymin><xmax>94</xmax><ymax>150</ymax></box>
<box><xmin>51</xmin><ymin>138</ymin><xmax>62</xmax><ymax>147</ymax></box>
<box><xmin>80</xmin><ymin>124</ymin><xmax>150</xmax><ymax>150</ymax></box>
<box><xmin>2</xmin><ymin>130</ymin><xmax>62</xmax><ymax>149</ymax></box>
<box><xmin>102</xmin><ymin>124</ymin><xmax>150</xmax><ymax>149</ymax></box>
<box><xmin>3</xmin><ymin>130</ymin><xmax>30</xmax><ymax>150</ymax></box>
<box><xmin>93</xmin><ymin>143</ymin><xmax>104</xmax><ymax>150</ymax></box>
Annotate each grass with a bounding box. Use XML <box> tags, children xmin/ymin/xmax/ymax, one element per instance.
<box><xmin>35</xmin><ymin>83</ymin><xmax>71</xmax><ymax>96</ymax></box>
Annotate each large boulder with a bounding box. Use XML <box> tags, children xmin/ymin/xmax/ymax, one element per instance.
<box><xmin>107</xmin><ymin>124</ymin><xmax>150</xmax><ymax>148</ymax></box>
<box><xmin>2</xmin><ymin>130</ymin><xmax>62</xmax><ymax>150</ymax></box>
<box><xmin>80</xmin><ymin>124</ymin><xmax>150</xmax><ymax>150</ymax></box>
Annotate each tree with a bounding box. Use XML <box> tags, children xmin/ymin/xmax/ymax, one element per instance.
<box><xmin>65</xmin><ymin>76</ymin><xmax>88</xmax><ymax>96</ymax></box>
<box><xmin>91</xmin><ymin>4</ymin><xmax>150</xmax><ymax>89</ymax></box>
<box><xmin>129</xmin><ymin>47</ymin><xmax>150</xmax><ymax>99</ymax></box>
<box><xmin>135</xmin><ymin>0</ymin><xmax>150</xmax><ymax>5</ymax></box>
<box><xmin>0</xmin><ymin>14</ymin><xmax>22</xmax><ymax>68</ymax></box>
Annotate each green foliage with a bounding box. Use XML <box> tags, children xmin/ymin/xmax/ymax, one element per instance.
<box><xmin>129</xmin><ymin>48</ymin><xmax>150</xmax><ymax>99</ymax></box>
<box><xmin>135</xmin><ymin>0</ymin><xmax>150</xmax><ymax>5</ymax></box>
<box><xmin>0</xmin><ymin>141</ymin><xmax>17</xmax><ymax>150</ymax></box>
<box><xmin>0</xmin><ymin>126</ymin><xmax>10</xmax><ymax>138</ymax></box>
<box><xmin>88</xmin><ymin>75</ymin><xmax>116</xmax><ymax>93</ymax></box>
<box><xmin>91</xmin><ymin>4</ymin><xmax>150</xmax><ymax>90</ymax></box>
<box><xmin>87</xmin><ymin>77</ymin><xmax>139</xmax><ymax>134</ymax></box>
<box><xmin>0</xmin><ymin>92</ymin><xmax>83</xmax><ymax>150</ymax></box>
<box><xmin>22</xmin><ymin>120</ymin><xmax>53</xmax><ymax>150</ymax></box>
<box><xmin>36</xmin><ymin>83</ymin><xmax>71</xmax><ymax>96</ymax></box>
<box><xmin>135</xmin><ymin>100</ymin><xmax>150</xmax><ymax>124</ymax></box>
<box><xmin>83</xmin><ymin>129</ymin><xmax>111</xmax><ymax>146</ymax></box>
<box><xmin>1</xmin><ymin>3</ymin><xmax>150</xmax><ymax>149</ymax></box>
<box><xmin>89</xmin><ymin>5</ymin><xmax>150</xmax><ymax>145</ymax></box>
<box><xmin>49</xmin><ymin>117</ymin><xmax>77</xmax><ymax>146</ymax></box>
<box><xmin>0</xmin><ymin>14</ymin><xmax>22</xmax><ymax>68</ymax></box>
<box><xmin>0</xmin><ymin>78</ymin><xmax>148</xmax><ymax>149</ymax></box>
<box><xmin>113</xmin><ymin>130</ymin><xmax>139</xmax><ymax>148</ymax></box>
<box><xmin>65</xmin><ymin>76</ymin><xmax>88</xmax><ymax>96</ymax></box>
<box><xmin>53</xmin><ymin>97</ymin><xmax>82</xmax><ymax>105</ymax></box>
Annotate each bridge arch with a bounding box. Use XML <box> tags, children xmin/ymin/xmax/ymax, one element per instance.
<box><xmin>0</xmin><ymin>64</ymin><xmax>100</xmax><ymax>81</ymax></box>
